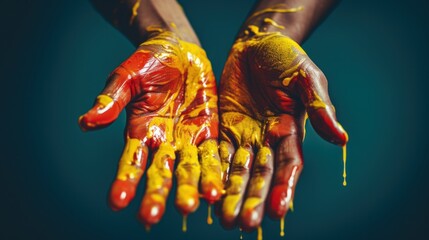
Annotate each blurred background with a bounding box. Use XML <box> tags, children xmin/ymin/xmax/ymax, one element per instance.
<box><xmin>1</xmin><ymin>0</ymin><xmax>428</xmax><ymax>239</ymax></box>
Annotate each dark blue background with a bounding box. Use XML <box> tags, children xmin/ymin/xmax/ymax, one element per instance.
<box><xmin>2</xmin><ymin>0</ymin><xmax>428</xmax><ymax>239</ymax></box>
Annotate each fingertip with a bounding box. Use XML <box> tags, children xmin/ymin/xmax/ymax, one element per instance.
<box><xmin>175</xmin><ymin>185</ymin><xmax>200</xmax><ymax>215</ymax></box>
<box><xmin>109</xmin><ymin>180</ymin><xmax>136</xmax><ymax>211</ymax></box>
<box><xmin>309</xmin><ymin>108</ymin><xmax>348</xmax><ymax>146</ymax></box>
<box><xmin>201</xmin><ymin>181</ymin><xmax>223</xmax><ymax>204</ymax></box>
<box><xmin>79</xmin><ymin>95</ymin><xmax>121</xmax><ymax>131</ymax></box>
<box><xmin>220</xmin><ymin>194</ymin><xmax>241</xmax><ymax>229</ymax></box>
<box><xmin>138</xmin><ymin>194</ymin><xmax>166</xmax><ymax>226</ymax></box>
<box><xmin>267</xmin><ymin>185</ymin><xmax>289</xmax><ymax>219</ymax></box>
<box><xmin>239</xmin><ymin>199</ymin><xmax>263</xmax><ymax>231</ymax></box>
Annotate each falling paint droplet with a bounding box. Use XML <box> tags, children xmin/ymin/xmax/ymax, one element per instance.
<box><xmin>239</xmin><ymin>227</ymin><xmax>243</xmax><ymax>240</ymax></box>
<box><xmin>145</xmin><ymin>225</ymin><xmax>151</xmax><ymax>233</ymax></box>
<box><xmin>342</xmin><ymin>145</ymin><xmax>347</xmax><ymax>186</ymax></box>
<box><xmin>257</xmin><ymin>226</ymin><xmax>263</xmax><ymax>240</ymax></box>
<box><xmin>207</xmin><ymin>205</ymin><xmax>213</xmax><ymax>225</ymax></box>
<box><xmin>182</xmin><ymin>215</ymin><xmax>187</xmax><ymax>232</ymax></box>
<box><xmin>280</xmin><ymin>217</ymin><xmax>285</xmax><ymax>237</ymax></box>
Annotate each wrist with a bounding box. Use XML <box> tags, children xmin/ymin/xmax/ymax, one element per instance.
<box><xmin>237</xmin><ymin>0</ymin><xmax>340</xmax><ymax>44</ymax></box>
<box><xmin>91</xmin><ymin>0</ymin><xmax>200</xmax><ymax>46</ymax></box>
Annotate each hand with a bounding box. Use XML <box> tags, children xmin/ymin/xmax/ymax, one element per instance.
<box><xmin>79</xmin><ymin>31</ymin><xmax>223</xmax><ymax>227</ymax></box>
<box><xmin>218</xmin><ymin>31</ymin><xmax>348</xmax><ymax>230</ymax></box>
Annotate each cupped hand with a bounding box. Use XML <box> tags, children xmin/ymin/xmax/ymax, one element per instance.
<box><xmin>79</xmin><ymin>31</ymin><xmax>223</xmax><ymax>227</ymax></box>
<box><xmin>218</xmin><ymin>30</ymin><xmax>348</xmax><ymax>230</ymax></box>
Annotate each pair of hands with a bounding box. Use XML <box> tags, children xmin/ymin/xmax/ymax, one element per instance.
<box><xmin>79</xmin><ymin>27</ymin><xmax>347</xmax><ymax>231</ymax></box>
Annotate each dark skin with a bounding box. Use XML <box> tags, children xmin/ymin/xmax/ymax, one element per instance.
<box><xmin>218</xmin><ymin>0</ymin><xmax>348</xmax><ymax>231</ymax></box>
<box><xmin>80</xmin><ymin>0</ymin><xmax>223</xmax><ymax>227</ymax></box>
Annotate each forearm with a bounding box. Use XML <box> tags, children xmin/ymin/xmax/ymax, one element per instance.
<box><xmin>240</xmin><ymin>0</ymin><xmax>340</xmax><ymax>43</ymax></box>
<box><xmin>91</xmin><ymin>0</ymin><xmax>200</xmax><ymax>46</ymax></box>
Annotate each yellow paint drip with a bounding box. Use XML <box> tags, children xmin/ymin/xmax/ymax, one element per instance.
<box><xmin>342</xmin><ymin>145</ymin><xmax>347</xmax><ymax>186</ymax></box>
<box><xmin>249</xmin><ymin>6</ymin><xmax>304</xmax><ymax>20</ymax></box>
<box><xmin>207</xmin><ymin>205</ymin><xmax>213</xmax><ymax>225</ymax></box>
<box><xmin>129</xmin><ymin>0</ymin><xmax>141</xmax><ymax>24</ymax></box>
<box><xmin>263</xmin><ymin>18</ymin><xmax>285</xmax><ymax>29</ymax></box>
<box><xmin>257</xmin><ymin>226</ymin><xmax>263</xmax><ymax>240</ymax></box>
<box><xmin>280</xmin><ymin>217</ymin><xmax>285</xmax><ymax>237</ymax></box>
<box><xmin>117</xmin><ymin>138</ymin><xmax>143</xmax><ymax>181</ymax></box>
<box><xmin>289</xmin><ymin>200</ymin><xmax>294</xmax><ymax>212</ymax></box>
<box><xmin>182</xmin><ymin>215</ymin><xmax>187</xmax><ymax>232</ymax></box>
<box><xmin>308</xmin><ymin>91</ymin><xmax>327</xmax><ymax>110</ymax></box>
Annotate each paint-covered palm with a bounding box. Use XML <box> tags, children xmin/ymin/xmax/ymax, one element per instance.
<box><xmin>218</xmin><ymin>32</ymin><xmax>348</xmax><ymax>230</ymax></box>
<box><xmin>79</xmin><ymin>31</ymin><xmax>223</xmax><ymax>227</ymax></box>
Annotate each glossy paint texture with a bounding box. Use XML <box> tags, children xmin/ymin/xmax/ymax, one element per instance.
<box><xmin>79</xmin><ymin>30</ymin><xmax>223</xmax><ymax>227</ymax></box>
<box><xmin>219</xmin><ymin>24</ymin><xmax>348</xmax><ymax>231</ymax></box>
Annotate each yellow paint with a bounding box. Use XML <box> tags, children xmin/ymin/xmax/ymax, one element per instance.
<box><xmin>257</xmin><ymin>226</ymin><xmax>263</xmax><ymax>240</ymax></box>
<box><xmin>170</xmin><ymin>22</ymin><xmax>177</xmax><ymax>29</ymax></box>
<box><xmin>146</xmin><ymin>143</ymin><xmax>175</xmax><ymax>194</ymax></box>
<box><xmin>243</xmin><ymin>197</ymin><xmax>263</xmax><ymax>211</ymax></box>
<box><xmin>176</xmin><ymin>184</ymin><xmax>198</xmax><ymax>209</ymax></box>
<box><xmin>248</xmin><ymin>177</ymin><xmax>265</xmax><ymax>192</ymax></box>
<box><xmin>302</xmin><ymin>113</ymin><xmax>308</xmax><ymax>141</ymax></box>
<box><xmin>176</xmin><ymin>145</ymin><xmax>200</xmax><ymax>182</ymax></box>
<box><xmin>221</xmin><ymin>112</ymin><xmax>262</xmax><ymax>146</ymax></box>
<box><xmin>227</xmin><ymin>175</ymin><xmax>244</xmax><ymax>194</ymax></box>
<box><xmin>199</xmin><ymin>140</ymin><xmax>223</xmax><ymax>194</ymax></box>
<box><xmin>308</xmin><ymin>91</ymin><xmax>327</xmax><ymax>109</ymax></box>
<box><xmin>255</xmin><ymin>146</ymin><xmax>271</xmax><ymax>165</ymax></box>
<box><xmin>96</xmin><ymin>95</ymin><xmax>114</xmax><ymax>109</ymax></box>
<box><xmin>182</xmin><ymin>215</ymin><xmax>187</xmax><ymax>232</ymax></box>
<box><xmin>263</xmin><ymin>18</ymin><xmax>285</xmax><ymax>29</ymax></box>
<box><xmin>342</xmin><ymin>145</ymin><xmax>347</xmax><ymax>186</ymax></box>
<box><xmin>280</xmin><ymin>216</ymin><xmax>285</xmax><ymax>237</ymax></box>
<box><xmin>289</xmin><ymin>200</ymin><xmax>294</xmax><ymax>212</ymax></box>
<box><xmin>129</xmin><ymin>0</ymin><xmax>141</xmax><ymax>24</ymax></box>
<box><xmin>207</xmin><ymin>205</ymin><xmax>213</xmax><ymax>225</ymax></box>
<box><xmin>249</xmin><ymin>6</ymin><xmax>304</xmax><ymax>20</ymax></box>
<box><xmin>282</xmin><ymin>71</ymin><xmax>299</xmax><ymax>87</ymax></box>
<box><xmin>223</xmin><ymin>194</ymin><xmax>241</xmax><ymax>217</ymax></box>
<box><xmin>219</xmin><ymin>141</ymin><xmax>232</xmax><ymax>179</ymax></box>
<box><xmin>116</xmin><ymin>138</ymin><xmax>143</xmax><ymax>181</ymax></box>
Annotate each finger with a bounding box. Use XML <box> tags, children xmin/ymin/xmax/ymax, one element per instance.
<box><xmin>219</xmin><ymin>140</ymin><xmax>235</xmax><ymax>184</ymax></box>
<box><xmin>221</xmin><ymin>145</ymin><xmax>254</xmax><ymax>229</ymax></box>
<box><xmin>267</xmin><ymin>134</ymin><xmax>303</xmax><ymax>219</ymax></box>
<box><xmin>109</xmin><ymin>138</ymin><xmax>148</xmax><ymax>210</ymax></box>
<box><xmin>138</xmin><ymin>142</ymin><xmax>175</xmax><ymax>227</ymax></box>
<box><xmin>295</xmin><ymin>61</ymin><xmax>348</xmax><ymax>146</ymax></box>
<box><xmin>175</xmin><ymin>144</ymin><xmax>200</xmax><ymax>215</ymax></box>
<box><xmin>199</xmin><ymin>139</ymin><xmax>224</xmax><ymax>204</ymax></box>
<box><xmin>240</xmin><ymin>146</ymin><xmax>274</xmax><ymax>231</ymax></box>
<box><xmin>79</xmin><ymin>67</ymin><xmax>132</xmax><ymax>131</ymax></box>
<box><xmin>214</xmin><ymin>140</ymin><xmax>235</xmax><ymax>217</ymax></box>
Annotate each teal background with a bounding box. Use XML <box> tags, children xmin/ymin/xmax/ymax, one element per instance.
<box><xmin>2</xmin><ymin>0</ymin><xmax>428</xmax><ymax>239</ymax></box>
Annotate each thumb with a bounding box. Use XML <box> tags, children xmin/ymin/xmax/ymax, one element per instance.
<box><xmin>295</xmin><ymin>60</ymin><xmax>348</xmax><ymax>146</ymax></box>
<box><xmin>79</xmin><ymin>66</ymin><xmax>132</xmax><ymax>131</ymax></box>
